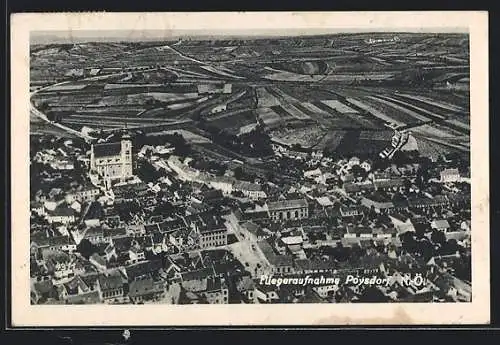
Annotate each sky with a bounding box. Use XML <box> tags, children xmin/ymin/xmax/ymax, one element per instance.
<box><xmin>30</xmin><ymin>28</ymin><xmax>469</xmax><ymax>44</ymax></box>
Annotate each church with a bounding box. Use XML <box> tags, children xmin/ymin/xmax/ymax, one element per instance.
<box><xmin>90</xmin><ymin>135</ymin><xmax>133</xmax><ymax>186</ymax></box>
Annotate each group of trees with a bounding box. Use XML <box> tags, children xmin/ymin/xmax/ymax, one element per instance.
<box><xmin>233</xmin><ymin>166</ymin><xmax>257</xmax><ymax>182</ymax></box>
<box><xmin>199</xmin><ymin>122</ymin><xmax>274</xmax><ymax>158</ymax></box>
<box><xmin>399</xmin><ymin>230</ymin><xmax>461</xmax><ymax>261</ymax></box>
<box><xmin>136</xmin><ymin>160</ymin><xmax>163</xmax><ymax>183</ymax></box>
<box><xmin>189</xmin><ymin>158</ymin><xmax>227</xmax><ymax>176</ymax></box>
<box><xmin>76</xmin><ymin>238</ymin><xmax>99</xmax><ymax>260</ymax></box>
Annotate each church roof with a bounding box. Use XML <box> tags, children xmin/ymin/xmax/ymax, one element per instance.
<box><xmin>93</xmin><ymin>142</ymin><xmax>121</xmax><ymax>158</ymax></box>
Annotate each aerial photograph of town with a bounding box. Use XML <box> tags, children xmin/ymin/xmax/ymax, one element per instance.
<box><xmin>29</xmin><ymin>29</ymin><xmax>472</xmax><ymax>305</ymax></box>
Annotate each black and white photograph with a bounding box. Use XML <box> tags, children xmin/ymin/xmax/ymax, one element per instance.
<box><xmin>11</xmin><ymin>11</ymin><xmax>489</xmax><ymax>325</ymax></box>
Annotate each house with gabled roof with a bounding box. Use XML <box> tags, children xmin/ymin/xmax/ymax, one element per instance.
<box><xmin>98</xmin><ymin>270</ymin><xmax>126</xmax><ymax>302</ymax></box>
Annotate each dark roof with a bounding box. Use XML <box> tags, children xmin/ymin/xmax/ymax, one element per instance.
<box><xmin>98</xmin><ymin>271</ymin><xmax>124</xmax><ymax>291</ymax></box>
<box><xmin>93</xmin><ymin>142</ymin><xmax>121</xmax><ymax>158</ymax></box>
<box><xmin>181</xmin><ymin>267</ymin><xmax>215</xmax><ymax>281</ymax></box>
<box><xmin>49</xmin><ymin>207</ymin><xmax>75</xmax><ymax>217</ymax></box>
<box><xmin>84</xmin><ymin>226</ymin><xmax>104</xmax><ymax>238</ymax></box>
<box><xmin>295</xmin><ymin>259</ymin><xmax>335</xmax><ymax>272</ymax></box>
<box><xmin>112</xmin><ymin>236</ymin><xmax>133</xmax><ymax>252</ymax></box>
<box><xmin>65</xmin><ymin>290</ymin><xmax>101</xmax><ymax>304</ymax></box>
<box><xmin>233</xmin><ymin>181</ymin><xmax>263</xmax><ymax>192</ymax></box>
<box><xmin>145</xmin><ymin>224</ymin><xmax>161</xmax><ymax>234</ymax></box>
<box><xmin>343</xmin><ymin>182</ymin><xmax>375</xmax><ymax>193</ymax></box>
<box><xmin>267</xmin><ymin>199</ymin><xmax>308</xmax><ymax>211</ymax></box>
<box><xmin>103</xmin><ymin>227</ymin><xmax>127</xmax><ymax>239</ymax></box>
<box><xmin>33</xmin><ymin>279</ymin><xmax>54</xmax><ymax>294</ymax></box>
<box><xmin>31</xmin><ymin>235</ymin><xmax>73</xmax><ymax>247</ymax></box>
<box><xmin>374</xmin><ymin>178</ymin><xmax>405</xmax><ymax>189</ymax></box>
<box><xmin>125</xmin><ymin>260</ymin><xmax>163</xmax><ymax>281</ymax></box>
<box><xmin>257</xmin><ymin>240</ymin><xmax>294</xmax><ymax>267</ymax></box>
<box><xmin>159</xmin><ymin>218</ymin><xmax>187</xmax><ymax>233</ymax></box>
<box><xmin>80</xmin><ymin>273</ymin><xmax>100</xmax><ymax>288</ymax></box>
<box><xmin>302</xmin><ymin>225</ymin><xmax>327</xmax><ymax>234</ymax></box>
<box><xmin>199</xmin><ymin>226</ymin><xmax>226</xmax><ymax>235</ymax></box>
<box><xmin>128</xmin><ymin>277</ymin><xmax>156</xmax><ymax>298</ymax></box>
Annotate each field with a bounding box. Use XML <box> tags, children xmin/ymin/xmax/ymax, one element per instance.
<box><xmin>207</xmin><ymin>110</ymin><xmax>258</xmax><ymax>135</ymax></box>
<box><xmin>147</xmin><ymin>129</ymin><xmax>212</xmax><ymax>144</ymax></box>
<box><xmin>320</xmin><ymin>100</ymin><xmax>359</xmax><ymax>114</ymax></box>
<box><xmin>30</xmin><ymin>32</ymin><xmax>470</xmax><ymax>159</ymax></box>
<box><xmin>270</xmin><ymin>124</ymin><xmax>327</xmax><ymax>149</ymax></box>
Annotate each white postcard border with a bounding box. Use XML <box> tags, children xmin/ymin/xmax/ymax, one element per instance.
<box><xmin>11</xmin><ymin>11</ymin><xmax>490</xmax><ymax>326</ymax></box>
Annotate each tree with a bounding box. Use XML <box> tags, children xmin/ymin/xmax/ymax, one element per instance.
<box><xmin>431</xmin><ymin>229</ymin><xmax>446</xmax><ymax>246</ymax></box>
<box><xmin>417</xmin><ymin>238</ymin><xmax>435</xmax><ymax>261</ymax></box>
<box><xmin>441</xmin><ymin>239</ymin><xmax>459</xmax><ymax>255</ymax></box>
<box><xmin>351</xmin><ymin>164</ymin><xmax>367</xmax><ymax>180</ymax></box>
<box><xmin>400</xmin><ymin>231</ymin><xmax>418</xmax><ymax>254</ymax></box>
<box><xmin>233</xmin><ymin>166</ymin><xmax>244</xmax><ymax>180</ymax></box>
<box><xmin>358</xmin><ymin>286</ymin><xmax>388</xmax><ymax>302</ymax></box>
<box><xmin>77</xmin><ymin>239</ymin><xmax>97</xmax><ymax>260</ymax></box>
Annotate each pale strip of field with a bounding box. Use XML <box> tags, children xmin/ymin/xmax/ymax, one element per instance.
<box><xmin>217</xmin><ymin>65</ymin><xmax>239</xmax><ymax>74</ymax></box>
<box><xmin>264</xmin><ymin>71</ymin><xmax>325</xmax><ymax>82</ymax></box>
<box><xmin>367</xmin><ymin>96</ymin><xmax>430</xmax><ymax>122</ymax></box>
<box><xmin>411</xmin><ymin>124</ymin><xmax>458</xmax><ymax>139</ymax></box>
<box><xmin>264</xmin><ymin>71</ymin><xmax>394</xmax><ymax>82</ymax></box>
<box><xmin>445</xmin><ymin>119</ymin><xmax>470</xmax><ymax>130</ymax></box>
<box><xmin>62</xmin><ymin>119</ymin><xmax>171</xmax><ymax>127</ymax></box>
<box><xmin>270</xmin><ymin>126</ymin><xmax>325</xmax><ymax>148</ymax></box>
<box><xmin>199</xmin><ymin>65</ymin><xmax>245</xmax><ymax>80</ymax></box>
<box><xmin>104</xmin><ymin>83</ymin><xmax>165</xmax><ymax>90</ymax></box>
<box><xmin>430</xmin><ymin>72</ymin><xmax>465</xmax><ymax>83</ymax></box>
<box><xmin>195</xmin><ymin>97</ymin><xmax>210</xmax><ymax>103</ymax></box>
<box><xmin>324</xmin><ymin>73</ymin><xmax>394</xmax><ymax>82</ymax></box>
<box><xmin>263</xmin><ymin>66</ymin><xmax>288</xmax><ymax>73</ymax></box>
<box><xmin>301</xmin><ymin>102</ymin><xmax>328</xmax><ymax>114</ymax></box>
<box><xmin>445</xmin><ymin>56</ymin><xmax>468</xmax><ymax>63</ymax></box>
<box><xmin>398</xmin><ymin>93</ymin><xmax>466</xmax><ymax>112</ymax></box>
<box><xmin>79</xmin><ymin>107</ymin><xmax>147</xmax><ymax>113</ymax></box>
<box><xmin>368</xmin><ymin>56</ymin><xmax>392</xmax><ymax>66</ymax></box>
<box><xmin>376</xmin><ymin>95</ymin><xmax>446</xmax><ymax>120</ymax></box>
<box><xmin>238</xmin><ymin>123</ymin><xmax>258</xmax><ymax>135</ymax></box>
<box><xmin>269</xmin><ymin>86</ymin><xmax>301</xmax><ymax>104</ymax></box>
<box><xmin>223</xmin><ymin>46</ymin><xmax>238</xmax><ymax>53</ymax></box>
<box><xmin>145</xmin><ymin>92</ymin><xmax>200</xmax><ymax>102</ymax></box>
<box><xmin>68</xmin><ymin>114</ymin><xmax>171</xmax><ymax>122</ymax></box>
<box><xmin>43</xmin><ymin>84</ymin><xmax>88</xmax><ymax>91</ymax></box>
<box><xmin>320</xmin><ymin>100</ymin><xmax>359</xmax><ymax>114</ymax></box>
<box><xmin>256</xmin><ymin>107</ymin><xmax>282</xmax><ymax>125</ymax></box>
<box><xmin>164</xmin><ymin>66</ymin><xmax>210</xmax><ymax>78</ymax></box>
<box><xmin>167</xmin><ymin>102</ymin><xmax>195</xmax><ymax>110</ymax></box>
<box><xmin>256</xmin><ymin>87</ymin><xmax>281</xmax><ymax>107</ymax></box>
<box><xmin>147</xmin><ymin>129</ymin><xmax>211</xmax><ymax>144</ymax></box>
<box><xmin>280</xmin><ymin>103</ymin><xmax>311</xmax><ymax>120</ymax></box>
<box><xmin>97</xmin><ymin>93</ymin><xmax>201</xmax><ymax>106</ymax></box>
<box><xmin>420</xmin><ymin>135</ymin><xmax>470</xmax><ymax>152</ymax></box>
<box><xmin>346</xmin><ymin>98</ymin><xmax>405</xmax><ymax>126</ymax></box>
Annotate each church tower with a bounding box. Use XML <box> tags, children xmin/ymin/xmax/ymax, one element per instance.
<box><xmin>120</xmin><ymin>134</ymin><xmax>133</xmax><ymax>181</ymax></box>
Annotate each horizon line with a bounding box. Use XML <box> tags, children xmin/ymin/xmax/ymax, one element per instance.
<box><xmin>30</xmin><ymin>28</ymin><xmax>469</xmax><ymax>45</ymax></box>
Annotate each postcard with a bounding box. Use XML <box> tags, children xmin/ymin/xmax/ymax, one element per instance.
<box><xmin>10</xmin><ymin>11</ymin><xmax>489</xmax><ymax>326</ymax></box>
